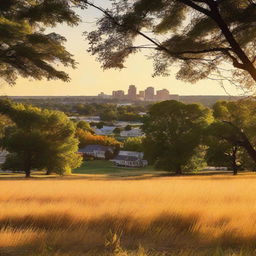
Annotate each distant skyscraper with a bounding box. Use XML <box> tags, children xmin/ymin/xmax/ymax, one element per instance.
<box><xmin>156</xmin><ymin>89</ymin><xmax>170</xmax><ymax>101</ymax></box>
<box><xmin>112</xmin><ymin>90</ymin><xmax>125</xmax><ymax>99</ymax></box>
<box><xmin>128</xmin><ymin>85</ymin><xmax>137</xmax><ymax>100</ymax></box>
<box><xmin>138</xmin><ymin>90</ymin><xmax>145</xmax><ymax>100</ymax></box>
<box><xmin>145</xmin><ymin>87</ymin><xmax>155</xmax><ymax>101</ymax></box>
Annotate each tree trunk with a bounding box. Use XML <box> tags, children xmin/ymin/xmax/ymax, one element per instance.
<box><xmin>25</xmin><ymin>168</ymin><xmax>31</xmax><ymax>178</ymax></box>
<box><xmin>176</xmin><ymin>166</ymin><xmax>182</xmax><ymax>175</ymax></box>
<box><xmin>224</xmin><ymin>122</ymin><xmax>256</xmax><ymax>168</ymax></box>
<box><xmin>24</xmin><ymin>152</ymin><xmax>32</xmax><ymax>178</ymax></box>
<box><xmin>233</xmin><ymin>168</ymin><xmax>238</xmax><ymax>175</ymax></box>
<box><xmin>242</xmin><ymin>139</ymin><xmax>256</xmax><ymax>165</ymax></box>
<box><xmin>46</xmin><ymin>170</ymin><xmax>51</xmax><ymax>175</ymax></box>
<box><xmin>231</xmin><ymin>147</ymin><xmax>238</xmax><ymax>175</ymax></box>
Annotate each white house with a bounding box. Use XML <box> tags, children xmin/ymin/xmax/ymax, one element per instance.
<box><xmin>94</xmin><ymin>126</ymin><xmax>116</xmax><ymax>136</ymax></box>
<box><xmin>118</xmin><ymin>151</ymin><xmax>144</xmax><ymax>158</ymax></box>
<box><xmin>120</xmin><ymin>128</ymin><xmax>143</xmax><ymax>137</ymax></box>
<box><xmin>111</xmin><ymin>151</ymin><xmax>148</xmax><ymax>167</ymax></box>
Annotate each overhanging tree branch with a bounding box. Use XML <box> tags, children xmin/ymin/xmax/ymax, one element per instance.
<box><xmin>85</xmin><ymin>1</ymin><xmax>233</xmax><ymax>62</ymax></box>
<box><xmin>82</xmin><ymin>0</ymin><xmax>256</xmax><ymax>85</ymax></box>
<box><xmin>177</xmin><ymin>0</ymin><xmax>213</xmax><ymax>17</ymax></box>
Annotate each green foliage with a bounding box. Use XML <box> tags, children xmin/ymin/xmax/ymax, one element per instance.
<box><xmin>0</xmin><ymin>99</ymin><xmax>82</xmax><ymax>177</ymax></box>
<box><xmin>143</xmin><ymin>100</ymin><xmax>212</xmax><ymax>174</ymax></box>
<box><xmin>72</xmin><ymin>103</ymin><xmax>144</xmax><ymax>122</ymax></box>
<box><xmin>123</xmin><ymin>137</ymin><xmax>144</xmax><ymax>152</ymax></box>
<box><xmin>86</xmin><ymin>0</ymin><xmax>256</xmax><ymax>88</ymax></box>
<box><xmin>76</xmin><ymin>120</ymin><xmax>93</xmax><ymax>133</ymax></box>
<box><xmin>74</xmin><ymin>104</ymin><xmax>96</xmax><ymax>115</ymax></box>
<box><xmin>76</xmin><ymin>128</ymin><xmax>122</xmax><ymax>149</ymax></box>
<box><xmin>0</xmin><ymin>113</ymin><xmax>12</xmax><ymax>138</ymax></box>
<box><xmin>212</xmin><ymin>100</ymin><xmax>256</xmax><ymax>134</ymax></box>
<box><xmin>207</xmin><ymin>100</ymin><xmax>256</xmax><ymax>172</ymax></box>
<box><xmin>96</xmin><ymin>122</ymin><xmax>104</xmax><ymax>129</ymax></box>
<box><xmin>125</xmin><ymin>125</ymin><xmax>132</xmax><ymax>131</ymax></box>
<box><xmin>113</xmin><ymin>127</ymin><xmax>121</xmax><ymax>135</ymax></box>
<box><xmin>182</xmin><ymin>145</ymin><xmax>207</xmax><ymax>172</ymax></box>
<box><xmin>100</xmin><ymin>110</ymin><xmax>118</xmax><ymax>121</ymax></box>
<box><xmin>118</xmin><ymin>112</ymin><xmax>142</xmax><ymax>122</ymax></box>
<box><xmin>0</xmin><ymin>0</ymin><xmax>80</xmax><ymax>84</ymax></box>
<box><xmin>213</xmin><ymin>100</ymin><xmax>256</xmax><ymax>146</ymax></box>
<box><xmin>205</xmin><ymin>122</ymin><xmax>242</xmax><ymax>173</ymax></box>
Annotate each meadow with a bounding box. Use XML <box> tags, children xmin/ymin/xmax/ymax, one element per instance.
<box><xmin>1</xmin><ymin>173</ymin><xmax>256</xmax><ymax>256</ymax></box>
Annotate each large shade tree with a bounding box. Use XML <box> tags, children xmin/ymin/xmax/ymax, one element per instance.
<box><xmin>81</xmin><ymin>0</ymin><xmax>256</xmax><ymax>89</ymax></box>
<box><xmin>0</xmin><ymin>0</ymin><xmax>80</xmax><ymax>84</ymax></box>
<box><xmin>205</xmin><ymin>122</ymin><xmax>245</xmax><ymax>175</ymax></box>
<box><xmin>142</xmin><ymin>100</ymin><xmax>212</xmax><ymax>174</ymax></box>
<box><xmin>0</xmin><ymin>100</ymin><xmax>82</xmax><ymax>178</ymax></box>
<box><xmin>211</xmin><ymin>100</ymin><xmax>256</xmax><ymax>167</ymax></box>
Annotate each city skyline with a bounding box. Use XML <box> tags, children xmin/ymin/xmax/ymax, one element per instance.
<box><xmin>106</xmin><ymin>85</ymin><xmax>179</xmax><ymax>101</ymax></box>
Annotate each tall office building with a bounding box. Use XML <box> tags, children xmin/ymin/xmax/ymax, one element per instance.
<box><xmin>156</xmin><ymin>89</ymin><xmax>170</xmax><ymax>101</ymax></box>
<box><xmin>138</xmin><ymin>90</ymin><xmax>145</xmax><ymax>100</ymax></box>
<box><xmin>128</xmin><ymin>85</ymin><xmax>137</xmax><ymax>100</ymax></box>
<box><xmin>112</xmin><ymin>90</ymin><xmax>125</xmax><ymax>99</ymax></box>
<box><xmin>145</xmin><ymin>87</ymin><xmax>155</xmax><ymax>101</ymax></box>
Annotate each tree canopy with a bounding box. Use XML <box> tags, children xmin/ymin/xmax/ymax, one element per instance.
<box><xmin>0</xmin><ymin>0</ymin><xmax>80</xmax><ymax>84</ymax></box>
<box><xmin>142</xmin><ymin>100</ymin><xmax>212</xmax><ymax>174</ymax></box>
<box><xmin>211</xmin><ymin>100</ymin><xmax>256</xmax><ymax>166</ymax></box>
<box><xmin>75</xmin><ymin>120</ymin><xmax>94</xmax><ymax>133</ymax></box>
<box><xmin>205</xmin><ymin>123</ymin><xmax>242</xmax><ymax>175</ymax></box>
<box><xmin>123</xmin><ymin>136</ymin><xmax>144</xmax><ymax>152</ymax></box>
<box><xmin>0</xmin><ymin>99</ymin><xmax>82</xmax><ymax>177</ymax></box>
<box><xmin>0</xmin><ymin>114</ymin><xmax>12</xmax><ymax>138</ymax></box>
<box><xmin>83</xmin><ymin>0</ymin><xmax>256</xmax><ymax>89</ymax></box>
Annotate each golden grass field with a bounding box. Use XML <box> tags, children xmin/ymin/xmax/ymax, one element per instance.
<box><xmin>1</xmin><ymin>173</ymin><xmax>256</xmax><ymax>256</ymax></box>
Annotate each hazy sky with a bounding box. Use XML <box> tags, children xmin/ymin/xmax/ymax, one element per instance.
<box><xmin>0</xmin><ymin>1</ymin><xmax>247</xmax><ymax>96</ymax></box>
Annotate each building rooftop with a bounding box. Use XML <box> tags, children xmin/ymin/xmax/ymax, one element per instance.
<box><xmin>79</xmin><ymin>145</ymin><xmax>113</xmax><ymax>153</ymax></box>
<box><xmin>113</xmin><ymin>155</ymin><xmax>141</xmax><ymax>161</ymax></box>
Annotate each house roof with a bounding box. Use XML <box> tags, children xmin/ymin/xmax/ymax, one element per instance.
<box><xmin>112</xmin><ymin>155</ymin><xmax>141</xmax><ymax>162</ymax></box>
<box><xmin>118</xmin><ymin>151</ymin><xmax>144</xmax><ymax>158</ymax></box>
<box><xmin>79</xmin><ymin>144</ymin><xmax>113</xmax><ymax>153</ymax></box>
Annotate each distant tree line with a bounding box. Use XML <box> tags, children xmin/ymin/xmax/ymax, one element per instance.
<box><xmin>73</xmin><ymin>103</ymin><xmax>146</xmax><ymax>122</ymax></box>
<box><xmin>4</xmin><ymin>99</ymin><xmax>149</xmax><ymax>122</ymax></box>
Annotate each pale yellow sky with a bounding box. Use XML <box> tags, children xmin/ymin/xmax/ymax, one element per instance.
<box><xmin>0</xmin><ymin>2</ymin><xmax>246</xmax><ymax>96</ymax></box>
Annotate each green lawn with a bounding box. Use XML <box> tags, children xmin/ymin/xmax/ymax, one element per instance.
<box><xmin>73</xmin><ymin>160</ymin><xmax>155</xmax><ymax>175</ymax></box>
